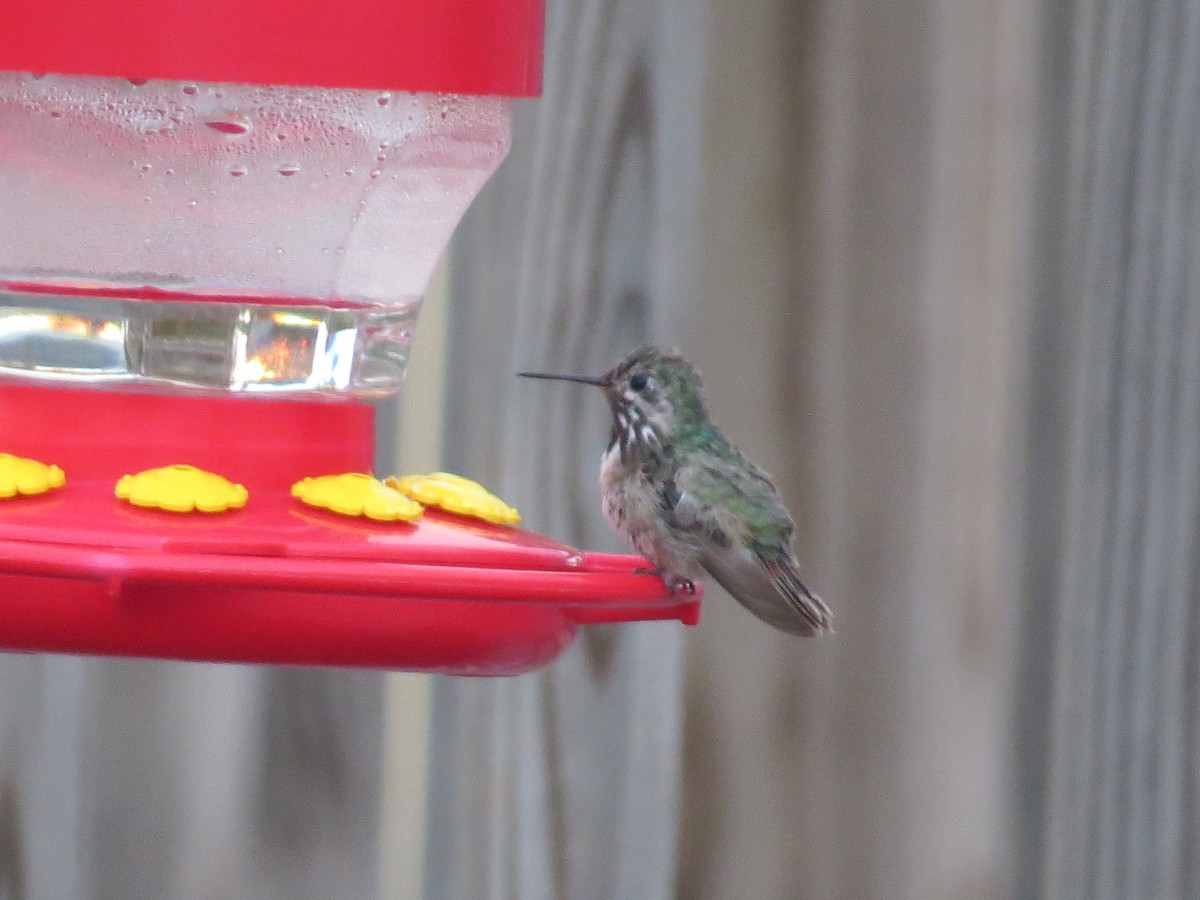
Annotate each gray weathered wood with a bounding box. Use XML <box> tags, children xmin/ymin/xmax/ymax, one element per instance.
<box><xmin>1012</xmin><ymin>3</ymin><xmax>1075</xmax><ymax>896</ymax></box>
<box><xmin>0</xmin><ymin>654</ymin><xmax>383</xmax><ymax>899</ymax></box>
<box><xmin>1040</xmin><ymin>1</ymin><xmax>1200</xmax><ymax>897</ymax></box>
<box><xmin>0</xmin><ymin>656</ymin><xmax>85</xmax><ymax>900</ymax></box>
<box><xmin>427</xmin><ymin>0</ymin><xmax>707</xmax><ymax>896</ymax></box>
<box><xmin>679</xmin><ymin>0</ymin><xmax>1030</xmax><ymax>897</ymax></box>
<box><xmin>81</xmin><ymin>663</ymin><xmax>383</xmax><ymax>900</ymax></box>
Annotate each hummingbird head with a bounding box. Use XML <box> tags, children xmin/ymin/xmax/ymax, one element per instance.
<box><xmin>519</xmin><ymin>346</ymin><xmax>709</xmax><ymax>463</ymax></box>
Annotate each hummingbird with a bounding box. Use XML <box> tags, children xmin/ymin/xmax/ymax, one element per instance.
<box><xmin>519</xmin><ymin>346</ymin><xmax>831</xmax><ymax>636</ymax></box>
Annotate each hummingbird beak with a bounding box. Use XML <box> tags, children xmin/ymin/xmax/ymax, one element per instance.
<box><xmin>517</xmin><ymin>371</ymin><xmax>606</xmax><ymax>387</ymax></box>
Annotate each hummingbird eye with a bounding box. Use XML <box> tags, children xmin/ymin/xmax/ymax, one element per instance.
<box><xmin>629</xmin><ymin>373</ymin><xmax>649</xmax><ymax>392</ymax></box>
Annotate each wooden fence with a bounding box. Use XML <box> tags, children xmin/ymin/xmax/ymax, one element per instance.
<box><xmin>0</xmin><ymin>0</ymin><xmax>1194</xmax><ymax>897</ymax></box>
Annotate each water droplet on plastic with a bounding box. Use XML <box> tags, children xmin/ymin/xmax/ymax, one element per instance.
<box><xmin>48</xmin><ymin>110</ymin><xmax>62</xmax><ymax>119</ymax></box>
<box><xmin>187</xmin><ymin>199</ymin><xmax>197</xmax><ymax>208</ymax></box>
<box><xmin>138</xmin><ymin>162</ymin><xmax>152</xmax><ymax>174</ymax></box>
<box><xmin>182</xmin><ymin>84</ymin><xmax>198</xmax><ymax>96</ymax></box>
<box><xmin>343</xmin><ymin>168</ymin><xmax>355</xmax><ymax>177</ymax></box>
<box><xmin>276</xmin><ymin>163</ymin><xmax>300</xmax><ymax>177</ymax></box>
<box><xmin>164</xmin><ymin>168</ymin><xmax>175</xmax><ymax>176</ymax></box>
<box><xmin>204</xmin><ymin>113</ymin><xmax>252</xmax><ymax>136</ymax></box>
<box><xmin>229</xmin><ymin>165</ymin><xmax>248</xmax><ymax>177</ymax></box>
<box><xmin>369</xmin><ymin>169</ymin><xmax>381</xmax><ymax>179</ymax></box>
<box><xmin>127</xmin><ymin>77</ymin><xmax>149</xmax><ymax>86</ymax></box>
<box><xmin>377</xmin><ymin>92</ymin><xmax>392</xmax><ymax>107</ymax></box>
<box><xmin>565</xmin><ymin>554</ymin><xmax>584</xmax><ymax>568</ymax></box>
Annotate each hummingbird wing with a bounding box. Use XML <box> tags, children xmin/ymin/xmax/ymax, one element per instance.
<box><xmin>666</xmin><ymin>454</ymin><xmax>832</xmax><ymax>636</ymax></box>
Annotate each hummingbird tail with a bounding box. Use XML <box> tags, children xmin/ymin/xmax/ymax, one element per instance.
<box><xmin>701</xmin><ymin>547</ymin><xmax>832</xmax><ymax>636</ymax></box>
<box><xmin>764</xmin><ymin>557</ymin><xmax>833</xmax><ymax>635</ymax></box>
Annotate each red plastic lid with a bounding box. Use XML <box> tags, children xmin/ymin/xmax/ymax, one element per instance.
<box><xmin>0</xmin><ymin>384</ymin><xmax>698</xmax><ymax>673</ymax></box>
<box><xmin>0</xmin><ymin>0</ymin><xmax>543</xmax><ymax>96</ymax></box>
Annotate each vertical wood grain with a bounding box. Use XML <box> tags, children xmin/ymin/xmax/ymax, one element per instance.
<box><xmin>76</xmin><ymin>660</ymin><xmax>383</xmax><ymax>900</ymax></box>
<box><xmin>1041</xmin><ymin>2</ymin><xmax>1200</xmax><ymax>897</ymax></box>
<box><xmin>1012</xmin><ymin>3</ymin><xmax>1075</xmax><ymax>896</ymax></box>
<box><xmin>377</xmin><ymin>258</ymin><xmax>449</xmax><ymax>900</ymax></box>
<box><xmin>0</xmin><ymin>656</ymin><xmax>84</xmax><ymax>900</ymax></box>
<box><xmin>682</xmin><ymin>0</ymin><xmax>1032</xmax><ymax>897</ymax></box>
<box><xmin>428</xmin><ymin>0</ymin><xmax>707</xmax><ymax>897</ymax></box>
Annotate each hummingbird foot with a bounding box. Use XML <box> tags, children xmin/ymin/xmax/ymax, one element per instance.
<box><xmin>634</xmin><ymin>565</ymin><xmax>696</xmax><ymax>595</ymax></box>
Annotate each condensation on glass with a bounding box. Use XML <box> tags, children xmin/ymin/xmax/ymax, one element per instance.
<box><xmin>0</xmin><ymin>73</ymin><xmax>510</xmax><ymax>396</ymax></box>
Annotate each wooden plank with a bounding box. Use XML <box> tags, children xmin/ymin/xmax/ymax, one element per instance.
<box><xmin>680</xmin><ymin>0</ymin><xmax>1031</xmax><ymax>897</ymax></box>
<box><xmin>1012</xmin><ymin>3</ymin><xmax>1075</xmax><ymax>896</ymax></box>
<box><xmin>1040</xmin><ymin>2</ymin><xmax>1200</xmax><ymax>897</ymax></box>
<box><xmin>376</xmin><ymin>259</ymin><xmax>448</xmax><ymax>900</ymax></box>
<box><xmin>76</xmin><ymin>661</ymin><xmax>383</xmax><ymax>899</ymax></box>
<box><xmin>0</xmin><ymin>656</ymin><xmax>86</xmax><ymax>900</ymax></box>
<box><xmin>427</xmin><ymin>0</ymin><xmax>707</xmax><ymax>896</ymax></box>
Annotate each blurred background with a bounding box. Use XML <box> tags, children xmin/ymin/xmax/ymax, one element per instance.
<box><xmin>2</xmin><ymin>0</ymin><xmax>1197</xmax><ymax>897</ymax></box>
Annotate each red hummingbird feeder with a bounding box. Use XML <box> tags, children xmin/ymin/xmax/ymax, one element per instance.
<box><xmin>0</xmin><ymin>0</ymin><xmax>700</xmax><ymax>674</ymax></box>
